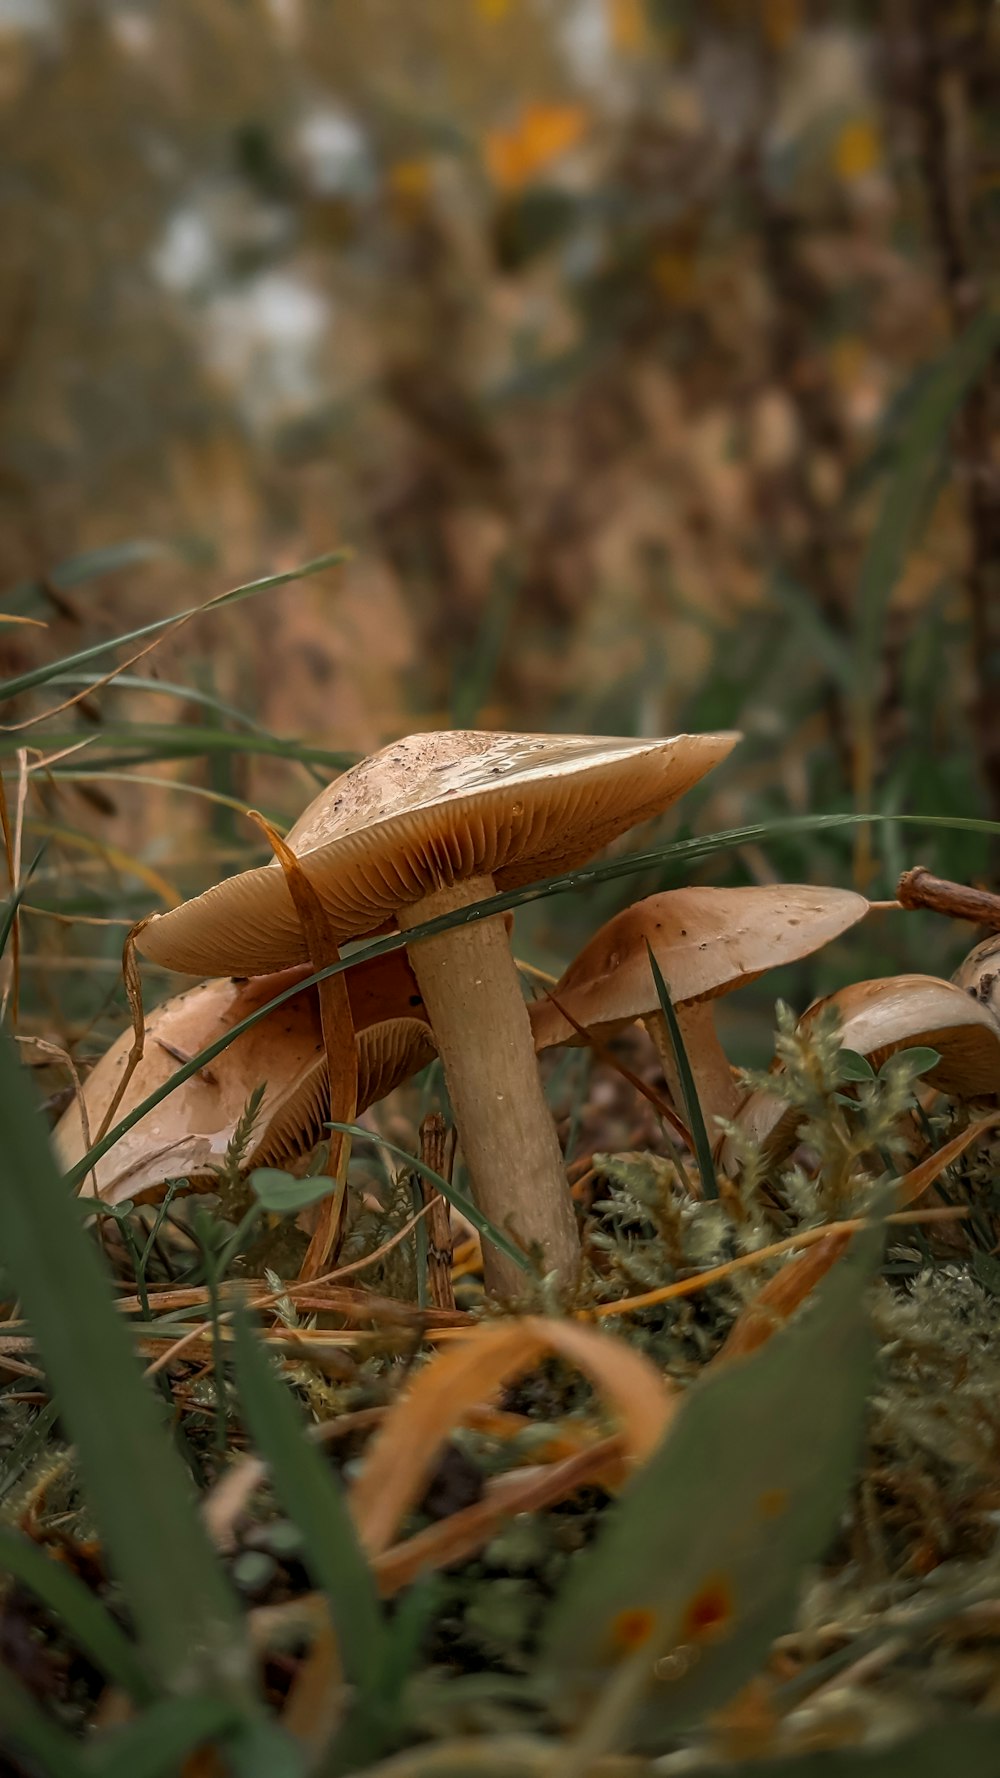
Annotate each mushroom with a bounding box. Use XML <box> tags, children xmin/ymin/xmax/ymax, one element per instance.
<box><xmin>720</xmin><ymin>972</ymin><xmax>1000</xmax><ymax>1175</ymax></box>
<box><xmin>137</xmin><ymin>728</ymin><xmax>738</xmax><ymax>1292</ymax></box>
<box><xmin>56</xmin><ymin>951</ymin><xmax>435</xmax><ymax>1207</ymax></box>
<box><xmin>952</xmin><ymin>933</ymin><xmax>1000</xmax><ymax>1025</ymax></box>
<box><xmin>530</xmin><ymin>885</ymin><xmax>868</xmax><ymax>1138</ymax></box>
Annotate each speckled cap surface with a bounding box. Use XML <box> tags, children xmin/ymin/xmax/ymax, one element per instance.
<box><xmin>530</xmin><ymin>883</ymin><xmax>869</xmax><ymax>1050</ymax></box>
<box><xmin>138</xmin><ymin>728</ymin><xmax>739</xmax><ymax>977</ymax></box>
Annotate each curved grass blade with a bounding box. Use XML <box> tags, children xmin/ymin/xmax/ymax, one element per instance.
<box><xmin>65</xmin><ymin>809</ymin><xmax>1000</xmax><ymax>1191</ymax></box>
<box><xmin>540</xmin><ymin>1226</ymin><xmax>880</xmax><ymax>1748</ymax></box>
<box><xmin>232</xmin><ymin>1312</ymin><xmax>390</xmax><ymax>1763</ymax></box>
<box><xmin>0</xmin><ymin>1526</ymin><xmax>151</xmax><ymax>1700</ymax></box>
<box><xmin>645</xmin><ymin>942</ymin><xmax>717</xmax><ymax>1200</ymax></box>
<box><xmin>0</xmin><ymin>843</ymin><xmax>46</xmax><ymax>957</ymax></box>
<box><xmin>31</xmin><ymin>726</ymin><xmax>355</xmax><ymax>770</ymax></box>
<box><xmin>0</xmin><ymin>548</ymin><xmax>349</xmax><ymax>704</ymax></box>
<box><xmin>0</xmin><ymin>1032</ymin><xmax>251</xmax><ymax>1703</ymax></box>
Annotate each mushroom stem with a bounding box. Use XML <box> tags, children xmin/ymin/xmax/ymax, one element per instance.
<box><xmin>398</xmin><ymin>875</ymin><xmax>579</xmax><ymax>1297</ymax></box>
<box><xmin>643</xmin><ymin>1001</ymin><xmax>739</xmax><ymax>1152</ymax></box>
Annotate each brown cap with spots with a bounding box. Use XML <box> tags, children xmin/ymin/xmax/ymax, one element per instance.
<box><xmin>137</xmin><ymin>728</ymin><xmax>739</xmax><ymax>977</ymax></box>
<box><xmin>531</xmin><ymin>885</ymin><xmax>869</xmax><ymax>1051</ymax></box>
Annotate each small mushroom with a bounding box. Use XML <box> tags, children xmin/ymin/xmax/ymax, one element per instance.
<box><xmin>952</xmin><ymin>933</ymin><xmax>1000</xmax><ymax>1025</ymax></box>
<box><xmin>138</xmin><ymin>728</ymin><xmax>738</xmax><ymax>1292</ymax></box>
<box><xmin>56</xmin><ymin>952</ymin><xmax>434</xmax><ymax>1206</ymax></box>
<box><xmin>720</xmin><ymin>972</ymin><xmax>1000</xmax><ymax>1175</ymax></box>
<box><xmin>530</xmin><ymin>885</ymin><xmax>868</xmax><ymax>1137</ymax></box>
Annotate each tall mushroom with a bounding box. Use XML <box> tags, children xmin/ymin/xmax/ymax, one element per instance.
<box><xmin>530</xmin><ymin>885</ymin><xmax>868</xmax><ymax>1138</ymax></box>
<box><xmin>138</xmin><ymin>729</ymin><xmax>738</xmax><ymax>1292</ymax></box>
<box><xmin>57</xmin><ymin>951</ymin><xmax>434</xmax><ymax>1207</ymax></box>
<box><xmin>720</xmin><ymin>972</ymin><xmax>1000</xmax><ymax>1175</ymax></box>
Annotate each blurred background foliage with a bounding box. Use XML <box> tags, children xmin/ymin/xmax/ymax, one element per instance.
<box><xmin>1</xmin><ymin>0</ymin><xmax>999</xmax><ymax>1063</ymax></box>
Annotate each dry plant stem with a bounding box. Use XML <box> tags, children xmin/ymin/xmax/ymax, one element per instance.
<box><xmin>897</xmin><ymin>865</ymin><xmax>1000</xmax><ymax>929</ymax></box>
<box><xmin>419</xmin><ymin>1112</ymin><xmax>457</xmax><ymax>1311</ymax></box>
<box><xmin>643</xmin><ymin>1001</ymin><xmax>738</xmax><ymax>1146</ymax></box>
<box><xmin>399</xmin><ymin>874</ymin><xmax>579</xmax><ymax>1296</ymax></box>
<box><xmin>251</xmin><ymin>812</ymin><xmax>358</xmax><ymax>1280</ymax></box>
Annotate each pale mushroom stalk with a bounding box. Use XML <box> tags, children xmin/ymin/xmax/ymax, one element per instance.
<box><xmin>399</xmin><ymin>877</ymin><xmax>578</xmax><ymax>1296</ymax></box>
<box><xmin>642</xmin><ymin>1001</ymin><xmax>739</xmax><ymax>1137</ymax></box>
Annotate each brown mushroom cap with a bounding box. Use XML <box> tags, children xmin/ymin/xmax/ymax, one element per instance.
<box><xmin>952</xmin><ymin>933</ymin><xmax>1000</xmax><ymax>1026</ymax></box>
<box><xmin>56</xmin><ymin>953</ymin><xmax>434</xmax><ymax>1206</ymax></box>
<box><xmin>530</xmin><ymin>884</ymin><xmax>869</xmax><ymax>1051</ymax></box>
<box><xmin>720</xmin><ymin>972</ymin><xmax>1000</xmax><ymax>1173</ymax></box>
<box><xmin>137</xmin><ymin>728</ymin><xmax>739</xmax><ymax>977</ymax></box>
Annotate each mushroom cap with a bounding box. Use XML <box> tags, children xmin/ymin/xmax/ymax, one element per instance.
<box><xmin>56</xmin><ymin>952</ymin><xmax>434</xmax><ymax>1206</ymax></box>
<box><xmin>530</xmin><ymin>884</ymin><xmax>869</xmax><ymax>1051</ymax></box>
<box><xmin>720</xmin><ymin>972</ymin><xmax>1000</xmax><ymax>1174</ymax></box>
<box><xmin>952</xmin><ymin>933</ymin><xmax>1000</xmax><ymax>1026</ymax></box>
<box><xmin>137</xmin><ymin>728</ymin><xmax>739</xmax><ymax>977</ymax></box>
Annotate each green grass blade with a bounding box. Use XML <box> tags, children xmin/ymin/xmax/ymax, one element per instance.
<box><xmin>30</xmin><ymin>726</ymin><xmax>355</xmax><ymax>770</ymax></box>
<box><xmin>540</xmin><ymin>1225</ymin><xmax>881</xmax><ymax>1747</ymax></box>
<box><xmin>0</xmin><ymin>1526</ymin><xmax>151</xmax><ymax>1700</ymax></box>
<box><xmin>0</xmin><ymin>1399</ymin><xmax>60</xmax><ymax>1499</ymax></box>
<box><xmin>645</xmin><ymin>942</ymin><xmax>718</xmax><ymax>1200</ymax></box>
<box><xmin>0</xmin><ymin>1665</ymin><xmax>87</xmax><ymax>1778</ymax></box>
<box><xmin>232</xmin><ymin>1312</ymin><xmax>387</xmax><ymax>1684</ymax></box>
<box><xmin>0</xmin><ymin>1031</ymin><xmax>250</xmax><ymax>1701</ymax></box>
<box><xmin>0</xmin><ymin>844</ymin><xmax>46</xmax><ymax>956</ymax></box>
<box><xmin>327</xmin><ymin>1122</ymin><xmax>533</xmax><ymax>1275</ymax></box>
<box><xmin>0</xmin><ymin>548</ymin><xmax>349</xmax><ymax>703</ymax></box>
<box><xmin>86</xmin><ymin>1695</ymin><xmax>243</xmax><ymax>1778</ymax></box>
<box><xmin>3</xmin><ymin>540</ymin><xmax>179</xmax><ymax>617</ymax></box>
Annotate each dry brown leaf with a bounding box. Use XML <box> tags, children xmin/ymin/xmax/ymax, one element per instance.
<box><xmin>249</xmin><ymin>811</ymin><xmax>358</xmax><ymax>1279</ymax></box>
<box><xmin>350</xmin><ymin>1315</ymin><xmax>677</xmax><ymax>1560</ymax></box>
<box><xmin>894</xmin><ymin>1110</ymin><xmax>1000</xmax><ymax>1208</ymax></box>
<box><xmin>714</xmin><ymin>1230</ymin><xmax>854</xmax><ymax>1364</ymax></box>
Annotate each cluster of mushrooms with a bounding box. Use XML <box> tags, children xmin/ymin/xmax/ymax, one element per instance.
<box><xmin>56</xmin><ymin>729</ymin><xmax>1000</xmax><ymax>1297</ymax></box>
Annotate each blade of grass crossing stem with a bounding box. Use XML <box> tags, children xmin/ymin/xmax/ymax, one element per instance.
<box><xmin>645</xmin><ymin>943</ymin><xmax>717</xmax><ymax>1200</ymax></box>
<box><xmin>0</xmin><ymin>1399</ymin><xmax>60</xmax><ymax>1499</ymax></box>
<box><xmin>0</xmin><ymin>1527</ymin><xmax>151</xmax><ymax>1701</ymax></box>
<box><xmin>66</xmin><ymin>810</ymin><xmax>1000</xmax><ymax>1192</ymax></box>
<box><xmin>327</xmin><ymin>1121</ymin><xmax>532</xmax><ymax>1275</ymax></box>
<box><xmin>0</xmin><ymin>844</ymin><xmax>46</xmax><ymax>956</ymax></box>
<box><xmin>0</xmin><ymin>1666</ymin><xmax>88</xmax><ymax>1778</ymax></box>
<box><xmin>232</xmin><ymin>1314</ymin><xmax>388</xmax><ymax>1708</ymax></box>
<box><xmin>0</xmin><ymin>1032</ymin><xmax>251</xmax><ymax>1702</ymax></box>
<box><xmin>0</xmin><ymin>548</ymin><xmax>349</xmax><ymax>702</ymax></box>
<box><xmin>540</xmin><ymin>1225</ymin><xmax>880</xmax><ymax>1749</ymax></box>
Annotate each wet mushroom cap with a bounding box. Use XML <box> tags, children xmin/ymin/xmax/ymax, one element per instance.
<box><xmin>56</xmin><ymin>954</ymin><xmax>433</xmax><ymax>1206</ymax></box>
<box><xmin>531</xmin><ymin>884</ymin><xmax>869</xmax><ymax>1051</ymax></box>
<box><xmin>720</xmin><ymin>972</ymin><xmax>1000</xmax><ymax>1173</ymax></box>
<box><xmin>137</xmin><ymin>729</ymin><xmax>739</xmax><ymax>977</ymax></box>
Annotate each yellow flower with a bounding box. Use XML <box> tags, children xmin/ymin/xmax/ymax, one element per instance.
<box><xmin>485</xmin><ymin>103</ymin><xmax>588</xmax><ymax>193</ymax></box>
<box><xmin>833</xmin><ymin>118</ymin><xmax>881</xmax><ymax>183</ymax></box>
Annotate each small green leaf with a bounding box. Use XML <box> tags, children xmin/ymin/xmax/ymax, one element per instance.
<box><xmin>836</xmin><ymin>1048</ymin><xmax>876</xmax><ymax>1082</ymax></box>
<box><xmin>249</xmin><ymin>1169</ymin><xmax>338</xmax><ymax>1214</ymax></box>
<box><xmin>878</xmin><ymin>1046</ymin><xmax>941</xmax><ymax>1081</ymax></box>
<box><xmin>540</xmin><ymin>1225</ymin><xmax>881</xmax><ymax>1748</ymax></box>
